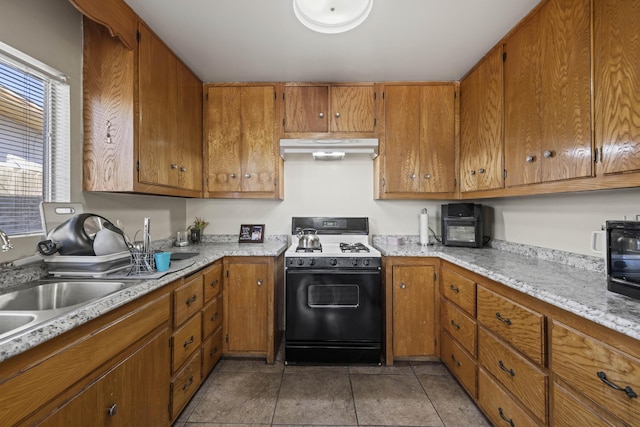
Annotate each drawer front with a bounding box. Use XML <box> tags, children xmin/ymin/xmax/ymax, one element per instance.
<box><xmin>202</xmin><ymin>327</ymin><xmax>223</xmax><ymax>378</ymax></box>
<box><xmin>441</xmin><ymin>330</ymin><xmax>477</xmax><ymax>398</ymax></box>
<box><xmin>553</xmin><ymin>381</ymin><xmax>617</xmax><ymax>427</ymax></box>
<box><xmin>478</xmin><ymin>368</ymin><xmax>540</xmax><ymax>427</ymax></box>
<box><xmin>552</xmin><ymin>321</ymin><xmax>640</xmax><ymax>426</ymax></box>
<box><xmin>172</xmin><ymin>312</ymin><xmax>202</xmax><ymax>373</ymax></box>
<box><xmin>203</xmin><ymin>262</ymin><xmax>222</xmax><ymax>303</ymax></box>
<box><xmin>440</xmin><ymin>267</ymin><xmax>476</xmax><ymax>316</ymax></box>
<box><xmin>202</xmin><ymin>294</ymin><xmax>222</xmax><ymax>340</ymax></box>
<box><xmin>171</xmin><ymin>350</ymin><xmax>202</xmax><ymax>420</ymax></box>
<box><xmin>477</xmin><ymin>286</ymin><xmax>544</xmax><ymax>365</ymax></box>
<box><xmin>440</xmin><ymin>298</ymin><xmax>477</xmax><ymax>356</ymax></box>
<box><xmin>174</xmin><ymin>275</ymin><xmax>204</xmax><ymax>327</ymax></box>
<box><xmin>478</xmin><ymin>327</ymin><xmax>547</xmax><ymax>422</ymax></box>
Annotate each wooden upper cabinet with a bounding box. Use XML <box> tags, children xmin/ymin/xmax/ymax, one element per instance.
<box><xmin>176</xmin><ymin>61</ymin><xmax>203</xmax><ymax>192</ymax></box>
<box><xmin>460</xmin><ymin>47</ymin><xmax>504</xmax><ymax>193</ymax></box>
<box><xmin>205</xmin><ymin>84</ymin><xmax>281</xmax><ymax>198</ymax></box>
<box><xmin>382</xmin><ymin>84</ymin><xmax>455</xmax><ymax>197</ymax></box>
<box><xmin>504</xmin><ymin>0</ymin><xmax>592</xmax><ymax>187</ymax></box>
<box><xmin>594</xmin><ymin>0</ymin><xmax>640</xmax><ymax>175</ymax></box>
<box><xmin>283</xmin><ymin>84</ymin><xmax>375</xmax><ymax>135</ymax></box>
<box><xmin>68</xmin><ymin>0</ymin><xmax>137</xmax><ymax>49</ymax></box>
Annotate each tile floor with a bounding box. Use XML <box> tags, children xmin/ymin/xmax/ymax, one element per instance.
<box><xmin>173</xmin><ymin>352</ymin><xmax>491</xmax><ymax>427</ymax></box>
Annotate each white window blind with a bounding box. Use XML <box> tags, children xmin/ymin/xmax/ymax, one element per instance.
<box><xmin>0</xmin><ymin>42</ymin><xmax>70</xmax><ymax>236</ymax></box>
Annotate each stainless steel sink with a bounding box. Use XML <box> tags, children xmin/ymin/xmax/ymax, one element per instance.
<box><xmin>0</xmin><ymin>281</ymin><xmax>128</xmax><ymax>311</ymax></box>
<box><xmin>0</xmin><ymin>279</ymin><xmax>139</xmax><ymax>345</ymax></box>
<box><xmin>170</xmin><ymin>252</ymin><xmax>199</xmax><ymax>261</ymax></box>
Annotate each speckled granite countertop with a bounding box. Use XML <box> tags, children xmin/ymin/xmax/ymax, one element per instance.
<box><xmin>374</xmin><ymin>237</ymin><xmax>640</xmax><ymax>343</ymax></box>
<box><xmin>0</xmin><ymin>238</ymin><xmax>288</xmax><ymax>362</ymax></box>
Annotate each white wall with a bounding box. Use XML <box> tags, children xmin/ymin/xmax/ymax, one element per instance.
<box><xmin>0</xmin><ymin>0</ymin><xmax>187</xmax><ymax>263</ymax></box>
<box><xmin>188</xmin><ymin>155</ymin><xmax>640</xmax><ymax>257</ymax></box>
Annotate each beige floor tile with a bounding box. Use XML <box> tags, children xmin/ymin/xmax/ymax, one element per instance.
<box><xmin>418</xmin><ymin>374</ymin><xmax>491</xmax><ymax>427</ymax></box>
<box><xmin>411</xmin><ymin>361</ymin><xmax>451</xmax><ymax>376</ymax></box>
<box><xmin>351</xmin><ymin>374</ymin><xmax>444</xmax><ymax>426</ymax></box>
<box><xmin>349</xmin><ymin>362</ymin><xmax>414</xmax><ymax>375</ymax></box>
<box><xmin>284</xmin><ymin>364</ymin><xmax>350</xmax><ymax>374</ymax></box>
<box><xmin>273</xmin><ymin>372</ymin><xmax>358</xmax><ymax>425</ymax></box>
<box><xmin>187</xmin><ymin>371</ymin><xmax>282</xmax><ymax>424</ymax></box>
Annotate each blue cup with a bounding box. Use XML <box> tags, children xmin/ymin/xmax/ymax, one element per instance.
<box><xmin>154</xmin><ymin>252</ymin><xmax>171</xmax><ymax>272</ymax></box>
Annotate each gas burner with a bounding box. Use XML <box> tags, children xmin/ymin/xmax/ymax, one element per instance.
<box><xmin>340</xmin><ymin>242</ymin><xmax>370</xmax><ymax>253</ymax></box>
<box><xmin>296</xmin><ymin>246</ymin><xmax>322</xmax><ymax>253</ymax></box>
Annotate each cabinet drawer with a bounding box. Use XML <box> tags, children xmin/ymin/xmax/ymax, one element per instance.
<box><xmin>171</xmin><ymin>350</ymin><xmax>202</xmax><ymax>420</ymax></box>
<box><xmin>441</xmin><ymin>330</ymin><xmax>477</xmax><ymax>398</ymax></box>
<box><xmin>202</xmin><ymin>294</ymin><xmax>222</xmax><ymax>340</ymax></box>
<box><xmin>440</xmin><ymin>267</ymin><xmax>476</xmax><ymax>316</ymax></box>
<box><xmin>478</xmin><ymin>368</ymin><xmax>540</xmax><ymax>427</ymax></box>
<box><xmin>203</xmin><ymin>262</ymin><xmax>222</xmax><ymax>303</ymax></box>
<box><xmin>174</xmin><ymin>274</ymin><xmax>204</xmax><ymax>327</ymax></box>
<box><xmin>478</xmin><ymin>327</ymin><xmax>547</xmax><ymax>422</ymax></box>
<box><xmin>202</xmin><ymin>327</ymin><xmax>223</xmax><ymax>378</ymax></box>
<box><xmin>172</xmin><ymin>313</ymin><xmax>202</xmax><ymax>373</ymax></box>
<box><xmin>552</xmin><ymin>321</ymin><xmax>640</xmax><ymax>426</ymax></box>
<box><xmin>440</xmin><ymin>298</ymin><xmax>476</xmax><ymax>356</ymax></box>
<box><xmin>477</xmin><ymin>286</ymin><xmax>544</xmax><ymax>365</ymax></box>
<box><xmin>553</xmin><ymin>381</ymin><xmax>617</xmax><ymax>427</ymax></box>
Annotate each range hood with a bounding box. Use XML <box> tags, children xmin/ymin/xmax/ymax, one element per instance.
<box><xmin>279</xmin><ymin>138</ymin><xmax>379</xmax><ymax>160</ymax></box>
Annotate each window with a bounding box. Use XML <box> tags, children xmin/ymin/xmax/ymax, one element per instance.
<box><xmin>0</xmin><ymin>41</ymin><xmax>70</xmax><ymax>236</ymax></box>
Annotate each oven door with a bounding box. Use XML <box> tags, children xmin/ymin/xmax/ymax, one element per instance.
<box><xmin>285</xmin><ymin>269</ymin><xmax>381</xmax><ymax>343</ymax></box>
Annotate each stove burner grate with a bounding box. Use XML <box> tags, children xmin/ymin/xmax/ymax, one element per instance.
<box><xmin>340</xmin><ymin>242</ymin><xmax>370</xmax><ymax>253</ymax></box>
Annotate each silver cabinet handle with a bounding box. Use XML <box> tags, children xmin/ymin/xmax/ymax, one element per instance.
<box><xmin>244</xmin><ymin>173</ymin><xmax>251</xmax><ymax>178</ymax></box>
<box><xmin>230</xmin><ymin>173</ymin><xmax>237</xmax><ymax>178</ymax></box>
<box><xmin>399</xmin><ymin>283</ymin><xmax>406</xmax><ymax>289</ymax></box>
<box><xmin>180</xmin><ymin>166</ymin><xmax>187</xmax><ymax>172</ymax></box>
<box><xmin>470</xmin><ymin>170</ymin><xmax>476</xmax><ymax>175</ymax></box>
<box><xmin>319</xmin><ymin>112</ymin><xmax>324</xmax><ymax>118</ymax></box>
<box><xmin>424</xmin><ymin>173</ymin><xmax>431</xmax><ymax>179</ymax></box>
<box><xmin>478</xmin><ymin>168</ymin><xmax>485</xmax><ymax>174</ymax></box>
<box><xmin>335</xmin><ymin>112</ymin><xmax>340</xmax><ymax>118</ymax></box>
<box><xmin>543</xmin><ymin>150</ymin><xmax>553</xmax><ymax>158</ymax></box>
<box><xmin>171</xmin><ymin>164</ymin><xmax>178</xmax><ymax>169</ymax></box>
<box><xmin>107</xmin><ymin>404</ymin><xmax>118</xmax><ymax>417</ymax></box>
<box><xmin>410</xmin><ymin>174</ymin><xmax>416</xmax><ymax>179</ymax></box>
<box><xmin>525</xmin><ymin>155</ymin><xmax>534</xmax><ymax>163</ymax></box>
<box><xmin>257</xmin><ymin>279</ymin><xmax>263</xmax><ymax>286</ymax></box>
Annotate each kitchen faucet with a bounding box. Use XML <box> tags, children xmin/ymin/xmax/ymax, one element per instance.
<box><xmin>0</xmin><ymin>228</ymin><xmax>13</xmax><ymax>252</ymax></box>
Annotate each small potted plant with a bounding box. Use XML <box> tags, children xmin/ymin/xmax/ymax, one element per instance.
<box><xmin>188</xmin><ymin>217</ymin><xmax>209</xmax><ymax>243</ymax></box>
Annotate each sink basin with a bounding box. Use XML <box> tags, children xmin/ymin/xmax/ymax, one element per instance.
<box><xmin>0</xmin><ymin>313</ymin><xmax>37</xmax><ymax>335</ymax></box>
<box><xmin>170</xmin><ymin>252</ymin><xmax>199</xmax><ymax>261</ymax></box>
<box><xmin>0</xmin><ymin>281</ymin><xmax>128</xmax><ymax>311</ymax></box>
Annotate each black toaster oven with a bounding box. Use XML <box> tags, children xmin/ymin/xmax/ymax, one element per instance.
<box><xmin>606</xmin><ymin>220</ymin><xmax>640</xmax><ymax>300</ymax></box>
<box><xmin>441</xmin><ymin>203</ymin><xmax>484</xmax><ymax>248</ymax></box>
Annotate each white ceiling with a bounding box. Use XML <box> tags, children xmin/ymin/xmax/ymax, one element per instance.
<box><xmin>122</xmin><ymin>0</ymin><xmax>541</xmax><ymax>83</ymax></box>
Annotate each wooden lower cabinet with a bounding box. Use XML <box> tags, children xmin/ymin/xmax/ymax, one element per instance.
<box><xmin>171</xmin><ymin>350</ymin><xmax>202</xmax><ymax>419</ymax></box>
<box><xmin>441</xmin><ymin>330</ymin><xmax>477</xmax><ymax>398</ymax></box>
<box><xmin>38</xmin><ymin>327</ymin><xmax>170</xmax><ymax>427</ymax></box>
<box><xmin>552</xmin><ymin>381</ymin><xmax>621</xmax><ymax>427</ymax></box>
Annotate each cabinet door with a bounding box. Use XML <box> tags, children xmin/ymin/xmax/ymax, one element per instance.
<box><xmin>226</xmin><ymin>261</ymin><xmax>269</xmax><ymax>352</ymax></box>
<box><xmin>240</xmin><ymin>86</ymin><xmax>277</xmax><ymax>192</ymax></box>
<box><xmin>138</xmin><ymin>23</ymin><xmax>178</xmax><ymax>187</ymax></box>
<box><xmin>39</xmin><ymin>327</ymin><xmax>170</xmax><ymax>427</ymax></box>
<box><xmin>284</xmin><ymin>86</ymin><xmax>328</xmax><ymax>132</ymax></box>
<box><xmin>420</xmin><ymin>85</ymin><xmax>455</xmax><ymax>193</ymax></box>
<box><xmin>384</xmin><ymin>85</ymin><xmax>421</xmax><ymax>193</ymax></box>
<box><xmin>329</xmin><ymin>85</ymin><xmax>374</xmax><ymax>132</ymax></box>
<box><xmin>392</xmin><ymin>265</ymin><xmax>436</xmax><ymax>357</ymax></box>
<box><xmin>176</xmin><ymin>61</ymin><xmax>203</xmax><ymax>192</ymax></box>
<box><xmin>460</xmin><ymin>47</ymin><xmax>504</xmax><ymax>192</ymax></box>
<box><xmin>595</xmin><ymin>0</ymin><xmax>640</xmax><ymax>175</ymax></box>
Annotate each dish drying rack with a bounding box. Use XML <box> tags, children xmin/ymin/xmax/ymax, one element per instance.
<box><xmin>127</xmin><ymin>230</ymin><xmax>155</xmax><ymax>275</ymax></box>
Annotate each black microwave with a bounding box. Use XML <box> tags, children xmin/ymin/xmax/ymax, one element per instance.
<box><xmin>606</xmin><ymin>220</ymin><xmax>640</xmax><ymax>300</ymax></box>
<box><xmin>441</xmin><ymin>203</ymin><xmax>484</xmax><ymax>248</ymax></box>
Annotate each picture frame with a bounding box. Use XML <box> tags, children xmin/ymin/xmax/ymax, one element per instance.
<box><xmin>239</xmin><ymin>224</ymin><xmax>265</xmax><ymax>243</ymax></box>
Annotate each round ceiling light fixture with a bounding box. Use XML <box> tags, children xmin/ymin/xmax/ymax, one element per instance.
<box><xmin>293</xmin><ymin>0</ymin><xmax>374</xmax><ymax>34</ymax></box>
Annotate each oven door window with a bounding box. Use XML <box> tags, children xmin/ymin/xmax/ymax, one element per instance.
<box><xmin>308</xmin><ymin>284</ymin><xmax>359</xmax><ymax>308</ymax></box>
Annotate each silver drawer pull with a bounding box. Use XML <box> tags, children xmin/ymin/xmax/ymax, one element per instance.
<box><xmin>183</xmin><ymin>335</ymin><xmax>194</xmax><ymax>348</ymax></box>
<box><xmin>498</xmin><ymin>407</ymin><xmax>514</xmax><ymax>427</ymax></box>
<box><xmin>107</xmin><ymin>404</ymin><xmax>118</xmax><ymax>416</ymax></box>
<box><xmin>182</xmin><ymin>375</ymin><xmax>194</xmax><ymax>391</ymax></box>
<box><xmin>499</xmin><ymin>360</ymin><xmax>515</xmax><ymax>377</ymax></box>
<box><xmin>210</xmin><ymin>312</ymin><xmax>218</xmax><ymax>322</ymax></box>
<box><xmin>450</xmin><ymin>354</ymin><xmax>461</xmax><ymax>367</ymax></box>
<box><xmin>450</xmin><ymin>319</ymin><xmax>461</xmax><ymax>330</ymax></box>
<box><xmin>186</xmin><ymin>295</ymin><xmax>197</xmax><ymax>306</ymax></box>
<box><xmin>496</xmin><ymin>312</ymin><xmax>512</xmax><ymax>326</ymax></box>
<box><xmin>399</xmin><ymin>283</ymin><xmax>406</xmax><ymax>289</ymax></box>
<box><xmin>449</xmin><ymin>284</ymin><xmax>459</xmax><ymax>293</ymax></box>
<box><xmin>597</xmin><ymin>371</ymin><xmax>638</xmax><ymax>398</ymax></box>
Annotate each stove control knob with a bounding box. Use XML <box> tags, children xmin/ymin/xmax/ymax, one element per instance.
<box><xmin>363</xmin><ymin>259</ymin><xmax>370</xmax><ymax>266</ymax></box>
<box><xmin>329</xmin><ymin>258</ymin><xmax>338</xmax><ymax>266</ymax></box>
<box><xmin>352</xmin><ymin>259</ymin><xmax>358</xmax><ymax>266</ymax></box>
<box><xmin>296</xmin><ymin>259</ymin><xmax>304</xmax><ymax>266</ymax></box>
<box><xmin>308</xmin><ymin>259</ymin><xmax>315</xmax><ymax>266</ymax></box>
